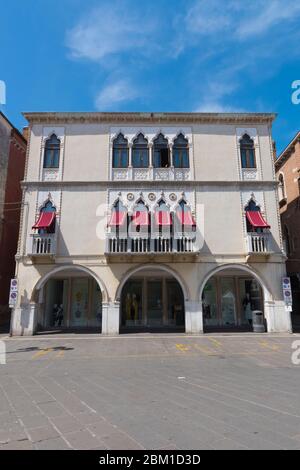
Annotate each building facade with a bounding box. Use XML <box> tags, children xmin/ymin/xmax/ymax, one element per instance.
<box><xmin>275</xmin><ymin>131</ymin><xmax>300</xmax><ymax>327</ymax></box>
<box><xmin>0</xmin><ymin>112</ymin><xmax>26</xmax><ymax>327</ymax></box>
<box><xmin>10</xmin><ymin>112</ymin><xmax>291</xmax><ymax>336</ymax></box>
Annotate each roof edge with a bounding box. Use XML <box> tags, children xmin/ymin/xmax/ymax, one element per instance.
<box><xmin>275</xmin><ymin>130</ymin><xmax>300</xmax><ymax>170</ymax></box>
<box><xmin>22</xmin><ymin>111</ymin><xmax>277</xmax><ymax>125</ymax></box>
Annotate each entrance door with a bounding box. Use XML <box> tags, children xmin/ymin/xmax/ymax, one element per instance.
<box><xmin>147</xmin><ymin>281</ymin><xmax>163</xmax><ymax>326</ymax></box>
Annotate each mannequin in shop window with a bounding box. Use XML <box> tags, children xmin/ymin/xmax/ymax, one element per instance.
<box><xmin>56</xmin><ymin>304</ymin><xmax>64</xmax><ymax>327</ymax></box>
<box><xmin>242</xmin><ymin>293</ymin><xmax>252</xmax><ymax>325</ymax></box>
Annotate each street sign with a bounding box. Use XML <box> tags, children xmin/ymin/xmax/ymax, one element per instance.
<box><xmin>9</xmin><ymin>279</ymin><xmax>18</xmax><ymax>308</ymax></box>
<box><xmin>282</xmin><ymin>277</ymin><xmax>291</xmax><ymax>290</ymax></box>
<box><xmin>282</xmin><ymin>277</ymin><xmax>293</xmax><ymax>308</ymax></box>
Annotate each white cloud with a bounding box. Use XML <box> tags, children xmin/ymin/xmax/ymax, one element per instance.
<box><xmin>195</xmin><ymin>101</ymin><xmax>245</xmax><ymax>113</ymax></box>
<box><xmin>237</xmin><ymin>1</ymin><xmax>300</xmax><ymax>38</ymax></box>
<box><xmin>66</xmin><ymin>1</ymin><xmax>157</xmax><ymax>62</ymax></box>
<box><xmin>185</xmin><ymin>0</ymin><xmax>238</xmax><ymax>35</ymax></box>
<box><xmin>185</xmin><ymin>0</ymin><xmax>300</xmax><ymax>40</ymax></box>
<box><xmin>95</xmin><ymin>80</ymin><xmax>138</xmax><ymax>110</ymax></box>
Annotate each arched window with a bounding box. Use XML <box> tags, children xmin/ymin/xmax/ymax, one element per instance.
<box><xmin>109</xmin><ymin>199</ymin><xmax>127</xmax><ymax>236</ymax></box>
<box><xmin>245</xmin><ymin>200</ymin><xmax>260</xmax><ymax>232</ymax></box>
<box><xmin>32</xmin><ymin>200</ymin><xmax>56</xmax><ymax>234</ymax></box>
<box><xmin>173</xmin><ymin>134</ymin><xmax>189</xmax><ymax>168</ymax></box>
<box><xmin>278</xmin><ymin>173</ymin><xmax>286</xmax><ymax>201</ymax></box>
<box><xmin>113</xmin><ymin>199</ymin><xmax>127</xmax><ymax>213</ymax></box>
<box><xmin>42</xmin><ymin>200</ymin><xmax>56</xmax><ymax>213</ymax></box>
<box><xmin>240</xmin><ymin>134</ymin><xmax>256</xmax><ymax>169</ymax></box>
<box><xmin>43</xmin><ymin>134</ymin><xmax>60</xmax><ymax>168</ymax></box>
<box><xmin>131</xmin><ymin>200</ymin><xmax>149</xmax><ymax>234</ymax></box>
<box><xmin>175</xmin><ymin>200</ymin><xmax>195</xmax><ymax>234</ymax></box>
<box><xmin>245</xmin><ymin>199</ymin><xmax>260</xmax><ymax>212</ymax></box>
<box><xmin>153</xmin><ymin>134</ymin><xmax>170</xmax><ymax>168</ymax></box>
<box><xmin>112</xmin><ymin>134</ymin><xmax>129</xmax><ymax>168</ymax></box>
<box><xmin>132</xmin><ymin>134</ymin><xmax>149</xmax><ymax>168</ymax></box>
<box><xmin>245</xmin><ymin>200</ymin><xmax>270</xmax><ymax>233</ymax></box>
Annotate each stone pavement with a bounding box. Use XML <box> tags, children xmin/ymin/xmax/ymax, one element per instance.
<box><xmin>0</xmin><ymin>332</ymin><xmax>300</xmax><ymax>450</ymax></box>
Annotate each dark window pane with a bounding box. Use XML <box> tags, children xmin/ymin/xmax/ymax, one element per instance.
<box><xmin>43</xmin><ymin>135</ymin><xmax>60</xmax><ymax>168</ymax></box>
<box><xmin>132</xmin><ymin>148</ymin><xmax>149</xmax><ymax>167</ymax></box>
<box><xmin>240</xmin><ymin>133</ymin><xmax>256</xmax><ymax>169</ymax></box>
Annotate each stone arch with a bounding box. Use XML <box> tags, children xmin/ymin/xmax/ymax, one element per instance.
<box><xmin>198</xmin><ymin>263</ymin><xmax>272</xmax><ymax>304</ymax></box>
<box><xmin>115</xmin><ymin>263</ymin><xmax>190</xmax><ymax>302</ymax></box>
<box><xmin>31</xmin><ymin>264</ymin><xmax>109</xmax><ymax>303</ymax></box>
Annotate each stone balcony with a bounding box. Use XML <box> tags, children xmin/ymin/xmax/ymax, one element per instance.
<box><xmin>111</xmin><ymin>167</ymin><xmax>191</xmax><ymax>181</ymax></box>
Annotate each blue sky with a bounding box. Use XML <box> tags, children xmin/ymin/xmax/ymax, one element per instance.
<box><xmin>1</xmin><ymin>0</ymin><xmax>300</xmax><ymax>153</ymax></box>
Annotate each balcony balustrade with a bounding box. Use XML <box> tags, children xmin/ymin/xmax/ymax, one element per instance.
<box><xmin>106</xmin><ymin>234</ymin><xmax>197</xmax><ymax>255</ymax></box>
<box><xmin>246</xmin><ymin>232</ymin><xmax>270</xmax><ymax>254</ymax></box>
<box><xmin>30</xmin><ymin>233</ymin><xmax>56</xmax><ymax>256</ymax></box>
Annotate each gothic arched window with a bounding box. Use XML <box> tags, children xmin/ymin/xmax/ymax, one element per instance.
<box><xmin>240</xmin><ymin>134</ymin><xmax>256</xmax><ymax>169</ymax></box>
<box><xmin>112</xmin><ymin>133</ymin><xmax>129</xmax><ymax>168</ymax></box>
<box><xmin>153</xmin><ymin>134</ymin><xmax>169</xmax><ymax>168</ymax></box>
<box><xmin>132</xmin><ymin>134</ymin><xmax>149</xmax><ymax>168</ymax></box>
<box><xmin>43</xmin><ymin>134</ymin><xmax>60</xmax><ymax>168</ymax></box>
<box><xmin>173</xmin><ymin>134</ymin><xmax>189</xmax><ymax>168</ymax></box>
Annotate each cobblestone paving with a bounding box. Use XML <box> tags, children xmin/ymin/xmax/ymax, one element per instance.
<box><xmin>0</xmin><ymin>333</ymin><xmax>300</xmax><ymax>450</ymax></box>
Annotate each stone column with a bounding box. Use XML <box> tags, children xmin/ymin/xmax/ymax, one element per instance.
<box><xmin>128</xmin><ymin>143</ymin><xmax>133</xmax><ymax>180</ymax></box>
<box><xmin>185</xmin><ymin>300</ymin><xmax>203</xmax><ymax>334</ymax></box>
<box><xmin>10</xmin><ymin>302</ymin><xmax>38</xmax><ymax>336</ymax></box>
<box><xmin>102</xmin><ymin>301</ymin><xmax>120</xmax><ymax>335</ymax></box>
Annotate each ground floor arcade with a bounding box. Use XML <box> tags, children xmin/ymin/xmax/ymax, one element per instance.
<box><xmin>10</xmin><ymin>261</ymin><xmax>292</xmax><ymax>335</ymax></box>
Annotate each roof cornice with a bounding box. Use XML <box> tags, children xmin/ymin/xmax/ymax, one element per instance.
<box><xmin>275</xmin><ymin>130</ymin><xmax>300</xmax><ymax>171</ymax></box>
<box><xmin>21</xmin><ymin>180</ymin><xmax>278</xmax><ymax>189</ymax></box>
<box><xmin>22</xmin><ymin>111</ymin><xmax>277</xmax><ymax>125</ymax></box>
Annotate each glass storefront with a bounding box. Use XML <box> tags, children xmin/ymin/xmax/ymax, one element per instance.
<box><xmin>202</xmin><ymin>275</ymin><xmax>263</xmax><ymax>329</ymax></box>
<box><xmin>221</xmin><ymin>278</ymin><xmax>236</xmax><ymax>326</ymax></box>
<box><xmin>71</xmin><ymin>279</ymin><xmax>89</xmax><ymax>327</ymax></box>
<box><xmin>121</xmin><ymin>277</ymin><xmax>185</xmax><ymax>330</ymax></box>
<box><xmin>41</xmin><ymin>277</ymin><xmax>102</xmax><ymax>330</ymax></box>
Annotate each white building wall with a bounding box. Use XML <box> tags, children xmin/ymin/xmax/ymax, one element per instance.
<box><xmin>11</xmin><ymin>113</ymin><xmax>291</xmax><ymax>336</ymax></box>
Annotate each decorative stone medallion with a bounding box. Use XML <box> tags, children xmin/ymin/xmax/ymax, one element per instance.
<box><xmin>148</xmin><ymin>193</ymin><xmax>156</xmax><ymax>201</ymax></box>
<box><xmin>169</xmin><ymin>193</ymin><xmax>177</xmax><ymax>201</ymax></box>
<box><xmin>127</xmin><ymin>193</ymin><xmax>134</xmax><ymax>201</ymax></box>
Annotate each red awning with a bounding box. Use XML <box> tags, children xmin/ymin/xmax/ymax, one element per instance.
<box><xmin>32</xmin><ymin>211</ymin><xmax>56</xmax><ymax>229</ymax></box>
<box><xmin>176</xmin><ymin>210</ymin><xmax>196</xmax><ymax>226</ymax></box>
<box><xmin>155</xmin><ymin>211</ymin><xmax>172</xmax><ymax>226</ymax></box>
<box><xmin>108</xmin><ymin>211</ymin><xmax>127</xmax><ymax>226</ymax></box>
<box><xmin>132</xmin><ymin>211</ymin><xmax>149</xmax><ymax>226</ymax></box>
<box><xmin>246</xmin><ymin>211</ymin><xmax>270</xmax><ymax>229</ymax></box>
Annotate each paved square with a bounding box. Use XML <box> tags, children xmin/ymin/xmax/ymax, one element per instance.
<box><xmin>0</xmin><ymin>333</ymin><xmax>300</xmax><ymax>450</ymax></box>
